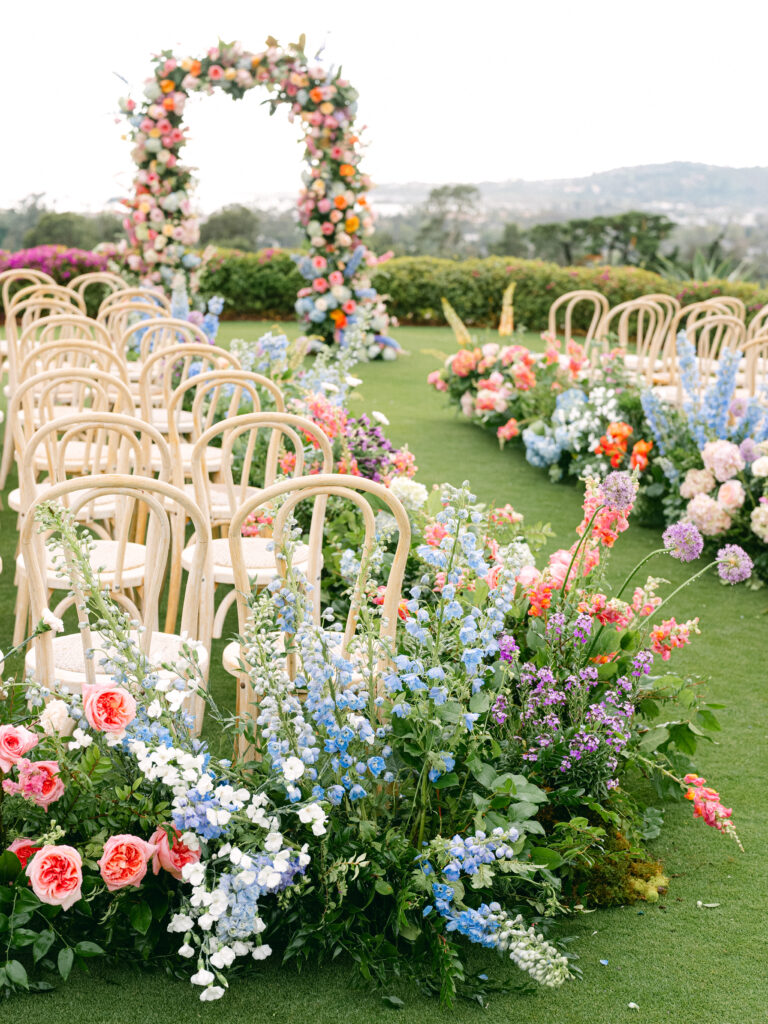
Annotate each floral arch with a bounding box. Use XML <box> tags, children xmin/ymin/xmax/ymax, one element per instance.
<box><xmin>117</xmin><ymin>37</ymin><xmax>393</xmax><ymax>347</ymax></box>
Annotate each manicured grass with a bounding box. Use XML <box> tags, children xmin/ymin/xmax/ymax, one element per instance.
<box><xmin>8</xmin><ymin>323</ymin><xmax>768</xmax><ymax>1023</ymax></box>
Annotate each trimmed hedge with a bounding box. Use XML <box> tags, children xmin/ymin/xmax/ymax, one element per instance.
<box><xmin>198</xmin><ymin>250</ymin><xmax>768</xmax><ymax>329</ymax></box>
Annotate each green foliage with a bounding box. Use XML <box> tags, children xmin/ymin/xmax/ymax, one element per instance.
<box><xmin>22</xmin><ymin>211</ymin><xmax>123</xmax><ymax>250</ymax></box>
<box><xmin>199</xmin><ymin>204</ymin><xmax>261</xmax><ymax>252</ymax></box>
<box><xmin>525</xmin><ymin>212</ymin><xmax>674</xmax><ymax>268</ymax></box>
<box><xmin>199</xmin><ymin>249</ymin><xmax>768</xmax><ymax>329</ymax></box>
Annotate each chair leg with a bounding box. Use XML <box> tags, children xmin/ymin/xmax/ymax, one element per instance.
<box><xmin>213</xmin><ymin>587</ymin><xmax>237</xmax><ymax>639</ymax></box>
<box><xmin>13</xmin><ymin>573</ymin><xmax>30</xmax><ymax>646</ymax></box>
<box><xmin>0</xmin><ymin>413</ymin><xmax>14</xmax><ymax>493</ymax></box>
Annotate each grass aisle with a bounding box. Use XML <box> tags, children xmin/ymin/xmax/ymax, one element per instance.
<box><xmin>9</xmin><ymin>324</ymin><xmax>768</xmax><ymax>1024</ymax></box>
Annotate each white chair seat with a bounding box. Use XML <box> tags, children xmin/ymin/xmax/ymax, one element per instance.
<box><xmin>182</xmin><ymin>537</ymin><xmax>310</xmax><ymax>586</ymax></box>
<box><xmin>26</xmin><ymin>629</ymin><xmax>209</xmax><ymax>692</ymax></box>
<box><xmin>185</xmin><ymin>482</ymin><xmax>262</xmax><ymax>518</ymax></box>
<box><xmin>149</xmin><ymin>408</ymin><xmax>194</xmax><ymax>434</ymax></box>
<box><xmin>17</xmin><ymin>540</ymin><xmax>148</xmax><ymax>589</ymax></box>
<box><xmin>9</xmin><ymin>486</ymin><xmax>118</xmax><ymax>519</ymax></box>
<box><xmin>151</xmin><ymin>443</ymin><xmax>224</xmax><ymax>474</ymax></box>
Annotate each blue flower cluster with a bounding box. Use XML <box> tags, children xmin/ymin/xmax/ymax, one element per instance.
<box><xmin>522</xmin><ymin>426</ymin><xmax>563</xmax><ymax>468</ymax></box>
<box><xmin>172</xmin><ymin>779</ymin><xmax>242</xmax><ymax>840</ymax></box>
<box><xmin>215</xmin><ymin>854</ymin><xmax>308</xmax><ymax>941</ymax></box>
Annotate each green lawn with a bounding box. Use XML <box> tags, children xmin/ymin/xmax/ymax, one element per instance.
<box><xmin>8</xmin><ymin>323</ymin><xmax>768</xmax><ymax>1024</ymax></box>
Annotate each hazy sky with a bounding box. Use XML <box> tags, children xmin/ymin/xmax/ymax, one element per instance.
<box><xmin>2</xmin><ymin>0</ymin><xmax>766</xmax><ymax>214</ymax></box>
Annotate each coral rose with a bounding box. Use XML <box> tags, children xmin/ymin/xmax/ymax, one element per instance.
<box><xmin>27</xmin><ymin>845</ymin><xmax>83</xmax><ymax>909</ymax></box>
<box><xmin>150</xmin><ymin>827</ymin><xmax>201</xmax><ymax>880</ymax></box>
<box><xmin>98</xmin><ymin>834</ymin><xmax>158</xmax><ymax>892</ymax></box>
<box><xmin>7</xmin><ymin>837</ymin><xmax>41</xmax><ymax>871</ymax></box>
<box><xmin>82</xmin><ymin>684</ymin><xmax>136</xmax><ymax>734</ymax></box>
<box><xmin>0</xmin><ymin>724</ymin><xmax>38</xmax><ymax>772</ymax></box>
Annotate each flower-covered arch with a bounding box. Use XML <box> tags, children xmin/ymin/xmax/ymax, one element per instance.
<box><xmin>118</xmin><ymin>37</ymin><xmax>393</xmax><ymax>348</ymax></box>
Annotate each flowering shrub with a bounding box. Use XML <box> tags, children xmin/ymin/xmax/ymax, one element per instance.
<box><xmin>0</xmin><ymin>246</ymin><xmax>109</xmax><ymax>313</ymax></box>
<box><xmin>641</xmin><ymin>333</ymin><xmax>768</xmax><ymax>580</ymax></box>
<box><xmin>0</xmin><ymin>470</ymin><xmax>745</xmax><ymax>1002</ymax></box>
<box><xmin>116</xmin><ymin>36</ymin><xmax>392</xmax><ymax>350</ymax></box>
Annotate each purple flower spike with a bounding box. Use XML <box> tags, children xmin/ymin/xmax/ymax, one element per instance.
<box><xmin>663</xmin><ymin>521</ymin><xmax>704</xmax><ymax>563</ymax></box>
<box><xmin>716</xmin><ymin>544</ymin><xmax>753</xmax><ymax>584</ymax></box>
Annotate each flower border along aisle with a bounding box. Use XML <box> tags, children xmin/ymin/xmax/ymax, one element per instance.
<box><xmin>116</xmin><ymin>36</ymin><xmax>395</xmax><ymax>352</ymax></box>
<box><xmin>0</xmin><ymin>468</ymin><xmax>747</xmax><ymax>1004</ymax></box>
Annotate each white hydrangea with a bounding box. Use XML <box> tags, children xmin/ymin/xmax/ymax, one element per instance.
<box><xmin>388</xmin><ymin>476</ymin><xmax>429</xmax><ymax>511</ymax></box>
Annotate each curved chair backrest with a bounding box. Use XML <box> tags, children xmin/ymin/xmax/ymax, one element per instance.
<box><xmin>11</xmin><ymin>369</ymin><xmax>136</xmax><ymax>465</ymax></box>
<box><xmin>120</xmin><ymin>316</ymin><xmax>212</xmax><ymax>362</ymax></box>
<box><xmin>746</xmin><ymin>304</ymin><xmax>768</xmax><ymax>342</ymax></box>
<box><xmin>547</xmin><ymin>290</ymin><xmax>609</xmax><ymax>353</ymax></box>
<box><xmin>5</xmin><ymin>286</ymin><xmax>87</xmax><ymax>375</ymax></box>
<box><xmin>601</xmin><ymin>297</ymin><xmax>665</xmax><ymax>356</ymax></box>
<box><xmin>97</xmin><ymin>299</ymin><xmax>173</xmax><ymax>343</ymax></box>
<box><xmin>168</xmin><ymin>369</ymin><xmax>286</xmax><ymax>468</ymax></box>
<box><xmin>21</xmin><ymin>473</ymin><xmax>212</xmax><ymax>688</ymax></box>
<box><xmin>98</xmin><ymin>287</ymin><xmax>171</xmax><ymax>315</ymax></box>
<box><xmin>189</xmin><ymin>411</ymin><xmax>333</xmax><ymax>526</ymax></box>
<box><xmin>17</xmin><ymin>314</ymin><xmax>112</xmax><ymax>373</ymax></box>
<box><xmin>682</xmin><ymin>314</ymin><xmax>746</xmax><ymax>393</ymax></box>
<box><xmin>139</xmin><ymin>343</ymin><xmax>241</xmax><ymax>431</ymax></box>
<box><xmin>229</xmin><ymin>473</ymin><xmax>411</xmax><ymax>659</ymax></box>
<box><xmin>69</xmin><ymin>271</ymin><xmax>129</xmax><ymax>300</ymax></box>
<box><xmin>0</xmin><ymin>268</ymin><xmax>55</xmax><ymax>316</ymax></box>
<box><xmin>19</xmin><ymin>338</ymin><xmax>130</xmax><ymax>385</ymax></box>
<box><xmin>740</xmin><ymin>334</ymin><xmax>768</xmax><ymax>397</ymax></box>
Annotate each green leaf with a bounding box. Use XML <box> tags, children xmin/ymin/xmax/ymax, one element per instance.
<box><xmin>0</xmin><ymin>851</ymin><xmax>22</xmax><ymax>885</ymax></box>
<box><xmin>11</xmin><ymin>927</ymin><xmax>39</xmax><ymax>947</ymax></box>
<box><xmin>382</xmin><ymin>995</ymin><xmax>405</xmax><ymax>1009</ymax></box>
<box><xmin>469</xmin><ymin>690</ymin><xmax>491</xmax><ymax>714</ymax></box>
<box><xmin>639</xmin><ymin>726</ymin><xmax>670</xmax><ymax>752</ymax></box>
<box><xmin>696</xmin><ymin>709</ymin><xmax>721</xmax><ymax>732</ymax></box>
<box><xmin>58</xmin><ymin>946</ymin><xmax>74</xmax><ymax>981</ymax></box>
<box><xmin>432</xmin><ymin>772</ymin><xmax>459</xmax><ymax>790</ymax></box>
<box><xmin>529</xmin><ymin>847</ymin><xmax>564</xmax><ymax>870</ymax></box>
<box><xmin>33</xmin><ymin>930</ymin><xmax>55</xmax><ymax>963</ymax></box>
<box><xmin>74</xmin><ymin>940</ymin><xmax>104</xmax><ymax>958</ymax></box>
<box><xmin>468</xmin><ymin>758</ymin><xmax>498</xmax><ymax>791</ymax></box>
<box><xmin>6</xmin><ymin>959</ymin><xmax>28</xmax><ymax>989</ymax></box>
<box><xmin>374</xmin><ymin>878</ymin><xmax>394</xmax><ymax>896</ymax></box>
<box><xmin>129</xmin><ymin>901</ymin><xmax>153</xmax><ymax>936</ymax></box>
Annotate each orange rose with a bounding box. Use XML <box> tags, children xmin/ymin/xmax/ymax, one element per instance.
<box><xmin>98</xmin><ymin>834</ymin><xmax>157</xmax><ymax>892</ymax></box>
<box><xmin>159</xmin><ymin>78</ymin><xmax>175</xmax><ymax>94</ymax></box>
<box><xmin>309</xmin><ymin>87</ymin><xmax>324</xmax><ymax>103</ymax></box>
<box><xmin>162</xmin><ymin>96</ymin><xmax>176</xmax><ymax>111</ymax></box>
<box><xmin>190</xmin><ymin>60</ymin><xmax>202</xmax><ymax>76</ymax></box>
<box><xmin>345</xmin><ymin>215</ymin><xmax>360</xmax><ymax>233</ymax></box>
<box><xmin>333</xmin><ymin>195</ymin><xmax>348</xmax><ymax>210</ymax></box>
<box><xmin>339</xmin><ymin>163</ymin><xmax>355</xmax><ymax>177</ymax></box>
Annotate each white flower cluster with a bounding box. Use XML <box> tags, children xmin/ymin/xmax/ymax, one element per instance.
<box><xmin>494</xmin><ymin>910</ymin><xmax>572</xmax><ymax>987</ymax></box>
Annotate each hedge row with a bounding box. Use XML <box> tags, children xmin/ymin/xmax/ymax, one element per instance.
<box><xmin>199</xmin><ymin>250</ymin><xmax>768</xmax><ymax>330</ymax></box>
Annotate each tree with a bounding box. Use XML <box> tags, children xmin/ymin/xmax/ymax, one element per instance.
<box><xmin>0</xmin><ymin>194</ymin><xmax>48</xmax><ymax>249</ymax></box>
<box><xmin>489</xmin><ymin>222</ymin><xmax>530</xmax><ymax>258</ymax></box>
<box><xmin>200</xmin><ymin>204</ymin><xmax>261</xmax><ymax>251</ymax></box>
<box><xmin>527</xmin><ymin>211</ymin><xmax>675</xmax><ymax>268</ymax></box>
<box><xmin>415</xmin><ymin>184</ymin><xmax>481</xmax><ymax>257</ymax></box>
<box><xmin>23</xmin><ymin>211</ymin><xmax>122</xmax><ymax>249</ymax></box>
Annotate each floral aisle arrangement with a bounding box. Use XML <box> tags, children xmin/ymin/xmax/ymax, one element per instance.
<box><xmin>0</xmin><ymin>472</ymin><xmax>746</xmax><ymax>1003</ymax></box>
<box><xmin>429</xmin><ymin>329</ymin><xmax>768</xmax><ymax>581</ymax></box>
<box><xmin>641</xmin><ymin>334</ymin><xmax>768</xmax><ymax>580</ymax></box>
<box><xmin>114</xmin><ymin>35</ymin><xmax>395</xmax><ymax>352</ymax></box>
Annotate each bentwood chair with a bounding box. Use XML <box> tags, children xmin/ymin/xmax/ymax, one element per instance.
<box><xmin>225</xmin><ymin>474</ymin><xmax>411</xmax><ymax>756</ymax></box>
<box><xmin>22</xmin><ymin>474</ymin><xmax>213</xmax><ymax>732</ymax></box>
<box><xmin>547</xmin><ymin>290</ymin><xmax>609</xmax><ymax>355</ymax></box>
<box><xmin>14</xmin><ymin>414</ymin><xmax>172</xmax><ymax>645</ymax></box>
<box><xmin>176</xmin><ymin>411</ymin><xmax>333</xmax><ymax>637</ymax></box>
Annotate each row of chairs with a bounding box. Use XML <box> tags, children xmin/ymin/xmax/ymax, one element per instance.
<box><xmin>548</xmin><ymin>289</ymin><xmax>768</xmax><ymax>399</ymax></box>
<box><xmin>0</xmin><ymin>269</ymin><xmax>411</xmax><ymax>746</ymax></box>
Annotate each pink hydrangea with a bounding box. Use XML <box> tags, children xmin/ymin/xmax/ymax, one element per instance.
<box><xmin>717</xmin><ymin>479</ymin><xmax>746</xmax><ymax>512</ymax></box>
<box><xmin>686</xmin><ymin>493</ymin><xmax>732</xmax><ymax>536</ymax></box>
<box><xmin>679</xmin><ymin>467</ymin><xmax>715</xmax><ymax>499</ymax></box>
<box><xmin>750</xmin><ymin>499</ymin><xmax>768</xmax><ymax>542</ymax></box>
<box><xmin>701</xmin><ymin>440</ymin><xmax>745</xmax><ymax>483</ymax></box>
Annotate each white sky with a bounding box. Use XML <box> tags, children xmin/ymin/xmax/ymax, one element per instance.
<box><xmin>1</xmin><ymin>0</ymin><xmax>766</xmax><ymax>214</ymax></box>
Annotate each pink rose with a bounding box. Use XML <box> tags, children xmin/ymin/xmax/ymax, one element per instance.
<box><xmin>0</xmin><ymin>724</ymin><xmax>38</xmax><ymax>773</ymax></box>
<box><xmin>3</xmin><ymin>759</ymin><xmax>65</xmax><ymax>810</ymax></box>
<box><xmin>82</xmin><ymin>684</ymin><xmax>136</xmax><ymax>734</ymax></box>
<box><xmin>27</xmin><ymin>845</ymin><xmax>83</xmax><ymax>909</ymax></box>
<box><xmin>717</xmin><ymin>479</ymin><xmax>745</xmax><ymax>512</ymax></box>
<box><xmin>208</xmin><ymin>64</ymin><xmax>224</xmax><ymax>80</ymax></box>
<box><xmin>7</xmin><ymin>837</ymin><xmax>41</xmax><ymax>870</ymax></box>
<box><xmin>427</xmin><ymin>370</ymin><xmax>447</xmax><ymax>392</ymax></box>
<box><xmin>98</xmin><ymin>834</ymin><xmax>158</xmax><ymax>892</ymax></box>
<box><xmin>515</xmin><ymin>565</ymin><xmax>541</xmax><ymax>589</ymax></box>
<box><xmin>328</xmin><ymin>270</ymin><xmax>344</xmax><ymax>287</ymax></box>
<box><xmin>317</xmin><ymin>198</ymin><xmax>332</xmax><ymax>213</ymax></box>
<box><xmin>150</xmin><ymin>826</ymin><xmax>201</xmax><ymax>880</ymax></box>
<box><xmin>312</xmin><ymin>277</ymin><xmax>328</xmax><ymax>293</ymax></box>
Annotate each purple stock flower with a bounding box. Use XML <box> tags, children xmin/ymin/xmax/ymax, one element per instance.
<box><xmin>573</xmin><ymin>613</ymin><xmax>592</xmax><ymax>644</ymax></box>
<box><xmin>491</xmin><ymin>694</ymin><xmax>508</xmax><ymax>725</ymax></box>
<box><xmin>663</xmin><ymin>521</ymin><xmax>704</xmax><ymax>562</ymax></box>
<box><xmin>716</xmin><ymin>544</ymin><xmax>753</xmax><ymax>585</ymax></box>
<box><xmin>498</xmin><ymin>635</ymin><xmax>518</xmax><ymax>663</ymax></box>
<box><xmin>631</xmin><ymin>650</ymin><xmax>654</xmax><ymax>677</ymax></box>
<box><xmin>599</xmin><ymin>471</ymin><xmax>636</xmax><ymax>511</ymax></box>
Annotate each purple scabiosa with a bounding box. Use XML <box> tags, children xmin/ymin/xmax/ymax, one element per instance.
<box><xmin>716</xmin><ymin>544</ymin><xmax>753</xmax><ymax>584</ymax></box>
<box><xmin>662</xmin><ymin>521</ymin><xmax>704</xmax><ymax>563</ymax></box>
<box><xmin>598</xmin><ymin>471</ymin><xmax>636</xmax><ymax>511</ymax></box>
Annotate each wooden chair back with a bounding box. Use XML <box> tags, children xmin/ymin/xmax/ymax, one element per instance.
<box><xmin>547</xmin><ymin>289</ymin><xmax>609</xmax><ymax>354</ymax></box>
<box><xmin>139</xmin><ymin>343</ymin><xmax>241</xmax><ymax>432</ymax></box>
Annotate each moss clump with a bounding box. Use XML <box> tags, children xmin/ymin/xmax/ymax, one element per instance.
<box><xmin>577</xmin><ymin>831</ymin><xmax>668</xmax><ymax>907</ymax></box>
